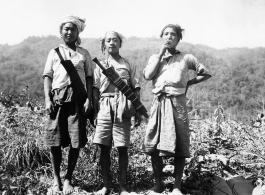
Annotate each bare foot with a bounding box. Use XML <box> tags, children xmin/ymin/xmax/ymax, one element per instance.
<box><xmin>120</xmin><ymin>190</ymin><xmax>130</xmax><ymax>195</ymax></box>
<box><xmin>120</xmin><ymin>185</ymin><xmax>130</xmax><ymax>195</ymax></box>
<box><xmin>52</xmin><ymin>181</ymin><xmax>63</xmax><ymax>193</ymax></box>
<box><xmin>169</xmin><ymin>188</ymin><xmax>183</xmax><ymax>195</ymax></box>
<box><xmin>147</xmin><ymin>184</ymin><xmax>164</xmax><ymax>194</ymax></box>
<box><xmin>94</xmin><ymin>187</ymin><xmax>110</xmax><ymax>195</ymax></box>
<box><xmin>63</xmin><ymin>179</ymin><xmax>74</xmax><ymax>195</ymax></box>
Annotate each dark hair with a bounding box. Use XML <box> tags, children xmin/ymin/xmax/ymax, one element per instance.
<box><xmin>59</xmin><ymin>23</ymin><xmax>65</xmax><ymax>34</ymax></box>
<box><xmin>100</xmin><ymin>31</ymin><xmax>123</xmax><ymax>53</ymax></box>
<box><xmin>160</xmin><ymin>24</ymin><xmax>184</xmax><ymax>41</ymax></box>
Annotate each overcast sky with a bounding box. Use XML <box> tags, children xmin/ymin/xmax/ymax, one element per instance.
<box><xmin>1</xmin><ymin>0</ymin><xmax>265</xmax><ymax>49</ymax></box>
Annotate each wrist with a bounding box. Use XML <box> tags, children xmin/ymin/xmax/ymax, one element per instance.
<box><xmin>93</xmin><ymin>109</ymin><xmax>98</xmax><ymax>115</ymax></box>
<box><xmin>86</xmin><ymin>96</ymin><xmax>92</xmax><ymax>101</ymax></box>
<box><xmin>188</xmin><ymin>80</ymin><xmax>194</xmax><ymax>86</ymax></box>
<box><xmin>45</xmin><ymin>97</ymin><xmax>51</xmax><ymax>101</ymax></box>
<box><xmin>134</xmin><ymin>87</ymin><xmax>140</xmax><ymax>93</ymax></box>
<box><xmin>157</xmin><ymin>54</ymin><xmax>163</xmax><ymax>59</ymax></box>
<box><xmin>87</xmin><ymin>92</ymin><xmax>92</xmax><ymax>99</ymax></box>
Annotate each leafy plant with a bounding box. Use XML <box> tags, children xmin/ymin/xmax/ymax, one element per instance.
<box><xmin>1</xmin><ymin>90</ymin><xmax>265</xmax><ymax>194</ymax></box>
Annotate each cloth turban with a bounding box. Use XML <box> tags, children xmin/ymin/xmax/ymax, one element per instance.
<box><xmin>60</xmin><ymin>15</ymin><xmax>86</xmax><ymax>46</ymax></box>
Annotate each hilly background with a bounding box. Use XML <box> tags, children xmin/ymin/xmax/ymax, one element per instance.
<box><xmin>0</xmin><ymin>36</ymin><xmax>265</xmax><ymax>122</ymax></box>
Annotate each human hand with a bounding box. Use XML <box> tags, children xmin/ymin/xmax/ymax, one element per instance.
<box><xmin>134</xmin><ymin>112</ymin><xmax>141</xmax><ymax>127</ymax></box>
<box><xmin>185</xmin><ymin>80</ymin><xmax>192</xmax><ymax>95</ymax></box>
<box><xmin>159</xmin><ymin>39</ymin><xmax>172</xmax><ymax>56</ymax></box>
<box><xmin>45</xmin><ymin>99</ymin><xmax>54</xmax><ymax>115</ymax></box>
<box><xmin>93</xmin><ymin>113</ymin><xmax>97</xmax><ymax>126</ymax></box>
<box><xmin>83</xmin><ymin>98</ymin><xmax>92</xmax><ymax>115</ymax></box>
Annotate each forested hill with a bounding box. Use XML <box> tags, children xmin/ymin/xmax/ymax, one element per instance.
<box><xmin>0</xmin><ymin>36</ymin><xmax>265</xmax><ymax>121</ymax></box>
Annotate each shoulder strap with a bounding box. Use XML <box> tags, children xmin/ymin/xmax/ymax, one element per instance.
<box><xmin>54</xmin><ymin>47</ymin><xmax>64</xmax><ymax>62</ymax></box>
<box><xmin>54</xmin><ymin>48</ymin><xmax>88</xmax><ymax>102</ymax></box>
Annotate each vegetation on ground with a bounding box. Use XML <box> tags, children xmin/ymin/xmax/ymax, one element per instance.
<box><xmin>1</xmin><ymin>36</ymin><xmax>265</xmax><ymax>194</ymax></box>
<box><xmin>0</xmin><ymin>90</ymin><xmax>265</xmax><ymax>195</ymax></box>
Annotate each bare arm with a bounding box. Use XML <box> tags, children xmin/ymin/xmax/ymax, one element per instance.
<box><xmin>189</xmin><ymin>74</ymin><xmax>211</xmax><ymax>85</ymax></box>
<box><xmin>133</xmin><ymin>87</ymin><xmax>142</xmax><ymax>127</ymax></box>
<box><xmin>86</xmin><ymin>76</ymin><xmax>93</xmax><ymax>101</ymax></box>
<box><xmin>92</xmin><ymin>87</ymin><xmax>99</xmax><ymax>114</ymax></box>
<box><xmin>92</xmin><ymin>87</ymin><xmax>100</xmax><ymax>125</ymax></box>
<box><xmin>144</xmin><ymin>40</ymin><xmax>171</xmax><ymax>80</ymax></box>
<box><xmin>43</xmin><ymin>76</ymin><xmax>53</xmax><ymax>114</ymax></box>
<box><xmin>185</xmin><ymin>74</ymin><xmax>211</xmax><ymax>94</ymax></box>
<box><xmin>185</xmin><ymin>54</ymin><xmax>212</xmax><ymax>95</ymax></box>
<box><xmin>83</xmin><ymin>76</ymin><xmax>93</xmax><ymax>114</ymax></box>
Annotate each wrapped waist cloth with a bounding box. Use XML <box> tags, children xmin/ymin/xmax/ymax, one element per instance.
<box><xmin>143</xmin><ymin>93</ymin><xmax>190</xmax><ymax>157</ymax></box>
<box><xmin>100</xmin><ymin>91</ymin><xmax>135</xmax><ymax>121</ymax></box>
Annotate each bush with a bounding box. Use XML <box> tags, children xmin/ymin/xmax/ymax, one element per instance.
<box><xmin>0</xmin><ymin>91</ymin><xmax>265</xmax><ymax>194</ymax></box>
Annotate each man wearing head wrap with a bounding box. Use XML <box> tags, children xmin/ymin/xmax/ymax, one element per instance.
<box><xmin>60</xmin><ymin>15</ymin><xmax>86</xmax><ymax>46</ymax></box>
<box><xmin>92</xmin><ymin>31</ymin><xmax>141</xmax><ymax>195</ymax></box>
<box><xmin>43</xmin><ymin>15</ymin><xmax>93</xmax><ymax>195</ymax></box>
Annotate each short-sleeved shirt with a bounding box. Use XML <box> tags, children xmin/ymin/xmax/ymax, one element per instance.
<box><xmin>43</xmin><ymin>44</ymin><xmax>93</xmax><ymax>91</ymax></box>
<box><xmin>93</xmin><ymin>57</ymin><xmax>140</xmax><ymax>95</ymax></box>
<box><xmin>143</xmin><ymin>51</ymin><xmax>211</xmax><ymax>96</ymax></box>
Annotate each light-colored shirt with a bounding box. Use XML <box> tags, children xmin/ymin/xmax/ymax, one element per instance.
<box><xmin>43</xmin><ymin>44</ymin><xmax>93</xmax><ymax>91</ymax></box>
<box><xmin>93</xmin><ymin>57</ymin><xmax>140</xmax><ymax>95</ymax></box>
<box><xmin>143</xmin><ymin>51</ymin><xmax>211</xmax><ymax>96</ymax></box>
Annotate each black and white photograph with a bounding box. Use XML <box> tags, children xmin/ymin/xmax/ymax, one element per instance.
<box><xmin>0</xmin><ymin>0</ymin><xmax>265</xmax><ymax>194</ymax></box>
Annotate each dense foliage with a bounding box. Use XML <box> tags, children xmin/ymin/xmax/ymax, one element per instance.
<box><xmin>0</xmin><ymin>91</ymin><xmax>265</xmax><ymax>195</ymax></box>
<box><xmin>0</xmin><ymin>36</ymin><xmax>265</xmax><ymax>121</ymax></box>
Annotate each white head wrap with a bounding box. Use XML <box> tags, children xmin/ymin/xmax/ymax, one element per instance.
<box><xmin>60</xmin><ymin>15</ymin><xmax>86</xmax><ymax>46</ymax></box>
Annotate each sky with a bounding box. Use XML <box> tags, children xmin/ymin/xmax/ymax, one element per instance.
<box><xmin>1</xmin><ymin>0</ymin><xmax>265</xmax><ymax>49</ymax></box>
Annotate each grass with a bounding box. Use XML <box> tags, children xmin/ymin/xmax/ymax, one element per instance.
<box><xmin>0</xmin><ymin>96</ymin><xmax>265</xmax><ymax>194</ymax></box>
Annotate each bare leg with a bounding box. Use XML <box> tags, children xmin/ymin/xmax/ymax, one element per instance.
<box><xmin>149</xmin><ymin>151</ymin><xmax>164</xmax><ymax>193</ymax></box>
<box><xmin>117</xmin><ymin>147</ymin><xmax>129</xmax><ymax>195</ymax></box>
<box><xmin>171</xmin><ymin>157</ymin><xmax>185</xmax><ymax>194</ymax></box>
<box><xmin>95</xmin><ymin>145</ymin><xmax>111</xmax><ymax>195</ymax></box>
<box><xmin>63</xmin><ymin>147</ymin><xmax>80</xmax><ymax>195</ymax></box>
<box><xmin>50</xmin><ymin>146</ymin><xmax>63</xmax><ymax>192</ymax></box>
